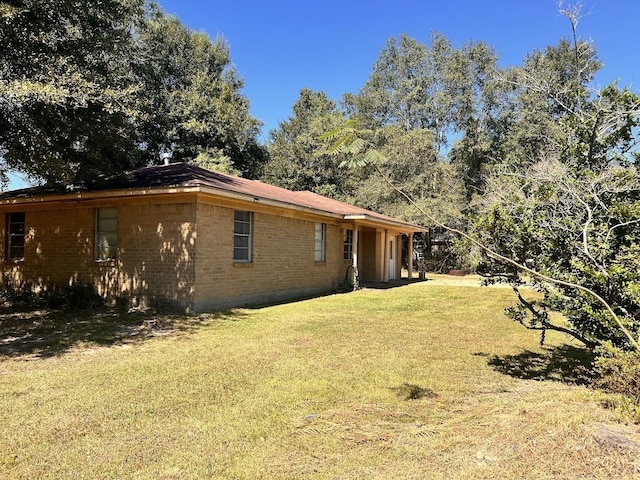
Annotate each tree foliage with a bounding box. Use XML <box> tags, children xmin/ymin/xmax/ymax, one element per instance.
<box><xmin>344</xmin><ymin>33</ymin><xmax>498</xmax><ymax>151</ymax></box>
<box><xmin>355</xmin><ymin>126</ymin><xmax>465</xmax><ymax>226</ymax></box>
<box><xmin>475</xmin><ymin>156</ymin><xmax>640</xmax><ymax>350</ymax></box>
<box><xmin>262</xmin><ymin>88</ymin><xmax>356</xmax><ymax>197</ymax></box>
<box><xmin>473</xmin><ymin>11</ymin><xmax>640</xmax><ymax>351</ymax></box>
<box><xmin>0</xmin><ymin>0</ymin><xmax>265</xmax><ymax>185</ymax></box>
<box><xmin>326</xmin><ymin>33</ymin><xmax>494</xmax><ymax>224</ymax></box>
<box><xmin>139</xmin><ymin>11</ymin><xmax>265</xmax><ymax>177</ymax></box>
<box><xmin>0</xmin><ymin>0</ymin><xmax>148</xmax><ymax>184</ymax></box>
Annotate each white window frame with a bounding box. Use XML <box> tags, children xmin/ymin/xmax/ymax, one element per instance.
<box><xmin>343</xmin><ymin>229</ymin><xmax>353</xmax><ymax>261</ymax></box>
<box><xmin>6</xmin><ymin>212</ymin><xmax>25</xmax><ymax>262</ymax></box>
<box><xmin>233</xmin><ymin>211</ymin><xmax>253</xmax><ymax>263</ymax></box>
<box><xmin>95</xmin><ymin>207</ymin><xmax>118</xmax><ymax>261</ymax></box>
<box><xmin>314</xmin><ymin>223</ymin><xmax>326</xmax><ymax>262</ymax></box>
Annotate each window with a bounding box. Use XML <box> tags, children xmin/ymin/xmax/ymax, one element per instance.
<box><xmin>6</xmin><ymin>212</ymin><xmax>25</xmax><ymax>261</ymax></box>
<box><xmin>343</xmin><ymin>229</ymin><xmax>353</xmax><ymax>260</ymax></box>
<box><xmin>314</xmin><ymin>223</ymin><xmax>326</xmax><ymax>262</ymax></box>
<box><xmin>95</xmin><ymin>208</ymin><xmax>117</xmax><ymax>261</ymax></box>
<box><xmin>234</xmin><ymin>211</ymin><xmax>252</xmax><ymax>262</ymax></box>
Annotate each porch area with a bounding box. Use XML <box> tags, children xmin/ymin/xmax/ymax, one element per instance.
<box><xmin>342</xmin><ymin>220</ymin><xmax>425</xmax><ymax>288</ymax></box>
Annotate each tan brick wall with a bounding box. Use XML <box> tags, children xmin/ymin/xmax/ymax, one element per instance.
<box><xmin>0</xmin><ymin>202</ymin><xmax>197</xmax><ymax>309</ymax></box>
<box><xmin>118</xmin><ymin>203</ymin><xmax>196</xmax><ymax>308</ymax></box>
<box><xmin>0</xmin><ymin>215</ymin><xmax>4</xmax><ymax>264</ymax></box>
<box><xmin>2</xmin><ymin>197</ymin><xmax>392</xmax><ymax>311</ymax></box>
<box><xmin>194</xmin><ymin>202</ymin><xmax>344</xmax><ymax>308</ymax></box>
<box><xmin>1</xmin><ymin>208</ymin><xmax>95</xmax><ymax>293</ymax></box>
<box><xmin>394</xmin><ymin>233</ymin><xmax>402</xmax><ymax>279</ymax></box>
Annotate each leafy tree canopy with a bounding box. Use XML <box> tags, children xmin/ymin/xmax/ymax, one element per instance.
<box><xmin>262</xmin><ymin>88</ymin><xmax>358</xmax><ymax>198</ymax></box>
<box><xmin>473</xmin><ymin>27</ymin><xmax>640</xmax><ymax>351</ymax></box>
<box><xmin>0</xmin><ymin>0</ymin><xmax>265</xmax><ymax>185</ymax></box>
<box><xmin>139</xmin><ymin>11</ymin><xmax>265</xmax><ymax>177</ymax></box>
<box><xmin>0</xmin><ymin>0</ymin><xmax>148</xmax><ymax>184</ymax></box>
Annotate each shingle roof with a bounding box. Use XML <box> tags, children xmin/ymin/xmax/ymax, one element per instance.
<box><xmin>1</xmin><ymin>163</ymin><xmax>424</xmax><ymax>231</ymax></box>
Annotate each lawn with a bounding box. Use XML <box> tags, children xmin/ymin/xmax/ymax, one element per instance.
<box><xmin>1</xmin><ymin>276</ymin><xmax>638</xmax><ymax>479</ymax></box>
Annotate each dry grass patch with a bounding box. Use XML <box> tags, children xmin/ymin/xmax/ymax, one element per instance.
<box><xmin>1</xmin><ymin>277</ymin><xmax>639</xmax><ymax>479</ymax></box>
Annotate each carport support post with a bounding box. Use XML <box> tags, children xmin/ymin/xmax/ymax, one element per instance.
<box><xmin>407</xmin><ymin>233</ymin><xmax>414</xmax><ymax>279</ymax></box>
<box><xmin>383</xmin><ymin>229</ymin><xmax>389</xmax><ymax>282</ymax></box>
<box><xmin>352</xmin><ymin>224</ymin><xmax>359</xmax><ymax>290</ymax></box>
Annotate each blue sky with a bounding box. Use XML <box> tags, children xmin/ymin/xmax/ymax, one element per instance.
<box><xmin>7</xmin><ymin>0</ymin><xmax>639</xmax><ymax>189</ymax></box>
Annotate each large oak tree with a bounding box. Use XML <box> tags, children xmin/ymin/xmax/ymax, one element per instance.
<box><xmin>0</xmin><ymin>0</ymin><xmax>265</xmax><ymax>186</ymax></box>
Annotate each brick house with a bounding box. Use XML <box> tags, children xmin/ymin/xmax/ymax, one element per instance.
<box><xmin>0</xmin><ymin>163</ymin><xmax>425</xmax><ymax>311</ymax></box>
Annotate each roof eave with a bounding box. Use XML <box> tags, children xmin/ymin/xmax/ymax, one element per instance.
<box><xmin>343</xmin><ymin>214</ymin><xmax>426</xmax><ymax>233</ymax></box>
<box><xmin>197</xmin><ymin>186</ymin><xmax>345</xmax><ymax>220</ymax></box>
<box><xmin>0</xmin><ymin>186</ymin><xmax>203</xmax><ymax>205</ymax></box>
<box><xmin>0</xmin><ymin>184</ymin><xmax>426</xmax><ymax>232</ymax></box>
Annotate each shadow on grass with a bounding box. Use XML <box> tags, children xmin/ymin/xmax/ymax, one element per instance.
<box><xmin>486</xmin><ymin>345</ymin><xmax>595</xmax><ymax>385</ymax></box>
<box><xmin>391</xmin><ymin>383</ymin><xmax>438</xmax><ymax>400</ymax></box>
<box><xmin>0</xmin><ymin>305</ymin><xmax>247</xmax><ymax>360</ymax></box>
<box><xmin>360</xmin><ymin>278</ymin><xmax>430</xmax><ymax>290</ymax></box>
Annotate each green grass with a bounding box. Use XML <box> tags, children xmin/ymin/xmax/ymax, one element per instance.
<box><xmin>1</xmin><ymin>277</ymin><xmax>638</xmax><ymax>479</ymax></box>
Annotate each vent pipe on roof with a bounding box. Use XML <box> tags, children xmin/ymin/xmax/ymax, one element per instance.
<box><xmin>159</xmin><ymin>145</ymin><xmax>173</xmax><ymax>165</ymax></box>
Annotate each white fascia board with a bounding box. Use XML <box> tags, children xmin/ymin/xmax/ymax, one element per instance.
<box><xmin>343</xmin><ymin>214</ymin><xmax>426</xmax><ymax>233</ymax></box>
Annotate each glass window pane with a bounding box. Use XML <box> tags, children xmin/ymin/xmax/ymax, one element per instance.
<box><xmin>233</xmin><ymin>211</ymin><xmax>252</xmax><ymax>262</ymax></box>
<box><xmin>235</xmin><ymin>236</ymin><xmax>249</xmax><ymax>248</ymax></box>
<box><xmin>99</xmin><ymin>208</ymin><xmax>118</xmax><ymax>221</ymax></box>
<box><xmin>6</xmin><ymin>212</ymin><xmax>26</xmax><ymax>261</ymax></box>
<box><xmin>12</xmin><ymin>246</ymin><xmax>24</xmax><ymax>258</ymax></box>
<box><xmin>95</xmin><ymin>208</ymin><xmax>117</xmax><ymax>260</ymax></box>
<box><xmin>11</xmin><ymin>236</ymin><xmax>25</xmax><ymax>248</ymax></box>
<box><xmin>102</xmin><ymin>233</ymin><xmax>117</xmax><ymax>247</ymax></box>
<box><xmin>344</xmin><ymin>229</ymin><xmax>353</xmax><ymax>260</ymax></box>
<box><xmin>234</xmin><ymin>211</ymin><xmax>250</xmax><ymax>222</ymax></box>
<box><xmin>99</xmin><ymin>218</ymin><xmax>117</xmax><ymax>232</ymax></box>
<box><xmin>235</xmin><ymin>222</ymin><xmax>250</xmax><ymax>235</ymax></box>
<box><xmin>315</xmin><ymin>223</ymin><xmax>325</xmax><ymax>262</ymax></box>
<box><xmin>234</xmin><ymin>248</ymin><xmax>249</xmax><ymax>261</ymax></box>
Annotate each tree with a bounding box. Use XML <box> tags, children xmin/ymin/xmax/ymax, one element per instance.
<box><xmin>0</xmin><ymin>1</ymin><xmax>266</xmax><ymax>185</ymax></box>
<box><xmin>345</xmin><ymin>33</ymin><xmax>498</xmax><ymax>150</ymax></box>
<box><xmin>475</xmin><ymin>154</ymin><xmax>640</xmax><ymax>350</ymax></box>
<box><xmin>139</xmin><ymin>11</ymin><xmax>265</xmax><ymax>178</ymax></box>
<box><xmin>471</xmin><ymin>6</ymin><xmax>640</xmax><ymax>352</ymax></box>
<box><xmin>0</xmin><ymin>0</ymin><xmax>148</xmax><ymax>185</ymax></box>
<box><xmin>262</xmin><ymin>88</ymin><xmax>356</xmax><ymax>197</ymax></box>
<box><xmin>489</xmin><ymin>38</ymin><xmax>602</xmax><ymax>170</ymax></box>
<box><xmin>352</xmin><ymin>126</ymin><xmax>466</xmax><ymax>226</ymax></box>
<box><xmin>344</xmin><ymin>33</ymin><xmax>501</xmax><ymax>204</ymax></box>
